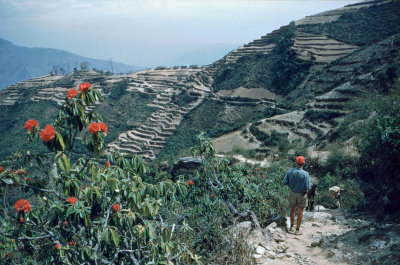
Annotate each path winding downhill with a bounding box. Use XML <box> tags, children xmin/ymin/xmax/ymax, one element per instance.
<box><xmin>244</xmin><ymin>207</ymin><xmax>400</xmax><ymax>265</ymax></box>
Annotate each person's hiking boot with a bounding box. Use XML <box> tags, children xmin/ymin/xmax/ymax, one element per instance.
<box><xmin>295</xmin><ymin>228</ymin><xmax>303</xmax><ymax>235</ymax></box>
<box><xmin>288</xmin><ymin>226</ymin><xmax>296</xmax><ymax>234</ymax></box>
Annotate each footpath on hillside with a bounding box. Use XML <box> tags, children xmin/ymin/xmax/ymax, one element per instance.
<box><xmin>232</xmin><ymin>206</ymin><xmax>400</xmax><ymax>265</ymax></box>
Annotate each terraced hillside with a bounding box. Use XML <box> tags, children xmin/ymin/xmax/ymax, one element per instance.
<box><xmin>106</xmin><ymin>68</ymin><xmax>206</xmax><ymax>160</ymax></box>
<box><xmin>0</xmin><ymin>0</ymin><xmax>398</xmax><ymax>162</ymax></box>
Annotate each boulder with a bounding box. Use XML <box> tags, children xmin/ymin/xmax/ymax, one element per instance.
<box><xmin>256</xmin><ymin>246</ymin><xmax>266</xmax><ymax>255</ymax></box>
<box><xmin>171</xmin><ymin>156</ymin><xmax>202</xmax><ymax>177</ymax></box>
<box><xmin>266</xmin><ymin>251</ymin><xmax>277</xmax><ymax>259</ymax></box>
<box><xmin>369</xmin><ymin>240</ymin><xmax>386</xmax><ymax>250</ymax></box>
<box><xmin>314</xmin><ymin>205</ymin><xmax>327</xmax><ymax>211</ymax></box>
<box><xmin>312</xmin><ymin>212</ymin><xmax>332</xmax><ymax>223</ymax></box>
<box><xmin>229</xmin><ymin>221</ymin><xmax>252</xmax><ymax>239</ymax></box>
<box><xmin>311</xmin><ymin>236</ymin><xmax>323</xmax><ymax>247</ymax></box>
<box><xmin>277</xmin><ymin>253</ymin><xmax>286</xmax><ymax>259</ymax></box>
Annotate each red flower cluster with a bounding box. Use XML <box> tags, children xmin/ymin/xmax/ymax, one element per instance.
<box><xmin>79</xmin><ymin>82</ymin><xmax>91</xmax><ymax>92</ymax></box>
<box><xmin>24</xmin><ymin>119</ymin><xmax>39</xmax><ymax>132</ymax></box>
<box><xmin>64</xmin><ymin>220</ymin><xmax>68</xmax><ymax>225</ymax></box>
<box><xmin>106</xmin><ymin>161</ymin><xmax>111</xmax><ymax>168</ymax></box>
<box><xmin>0</xmin><ymin>166</ymin><xmax>3</xmax><ymax>172</ymax></box>
<box><xmin>88</xmin><ymin>122</ymin><xmax>107</xmax><ymax>134</ymax></box>
<box><xmin>211</xmin><ymin>194</ymin><xmax>215</xmax><ymax>198</ymax></box>
<box><xmin>24</xmin><ymin>177</ymin><xmax>33</xmax><ymax>181</ymax></box>
<box><xmin>14</xmin><ymin>199</ymin><xmax>32</xmax><ymax>213</ymax></box>
<box><xmin>112</xmin><ymin>204</ymin><xmax>121</xmax><ymax>212</ymax></box>
<box><xmin>15</xmin><ymin>169</ymin><xmax>28</xmax><ymax>175</ymax></box>
<box><xmin>20</xmin><ymin>217</ymin><xmax>24</xmax><ymax>223</ymax></box>
<box><xmin>68</xmin><ymin>241</ymin><xmax>76</xmax><ymax>247</ymax></box>
<box><xmin>67</xmin><ymin>88</ymin><xmax>78</xmax><ymax>99</ymax></box>
<box><xmin>187</xmin><ymin>180</ymin><xmax>194</xmax><ymax>186</ymax></box>
<box><xmin>55</xmin><ymin>243</ymin><xmax>61</xmax><ymax>250</ymax></box>
<box><xmin>66</xmin><ymin>197</ymin><xmax>77</xmax><ymax>205</ymax></box>
<box><xmin>40</xmin><ymin>125</ymin><xmax>56</xmax><ymax>142</ymax></box>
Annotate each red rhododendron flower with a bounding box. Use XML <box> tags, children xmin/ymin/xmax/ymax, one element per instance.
<box><xmin>15</xmin><ymin>169</ymin><xmax>27</xmax><ymax>175</ymax></box>
<box><xmin>99</xmin><ymin>122</ymin><xmax>108</xmax><ymax>133</ymax></box>
<box><xmin>0</xmin><ymin>166</ymin><xmax>3</xmax><ymax>172</ymax></box>
<box><xmin>211</xmin><ymin>194</ymin><xmax>215</xmax><ymax>197</ymax></box>
<box><xmin>25</xmin><ymin>177</ymin><xmax>33</xmax><ymax>181</ymax></box>
<box><xmin>14</xmin><ymin>199</ymin><xmax>32</xmax><ymax>213</ymax></box>
<box><xmin>79</xmin><ymin>82</ymin><xmax>91</xmax><ymax>92</ymax></box>
<box><xmin>64</xmin><ymin>220</ymin><xmax>68</xmax><ymax>225</ymax></box>
<box><xmin>88</xmin><ymin>122</ymin><xmax>100</xmax><ymax>134</ymax></box>
<box><xmin>112</xmin><ymin>204</ymin><xmax>121</xmax><ymax>212</ymax></box>
<box><xmin>67</xmin><ymin>88</ymin><xmax>78</xmax><ymax>99</ymax></box>
<box><xmin>11</xmin><ymin>239</ymin><xmax>15</xmax><ymax>243</ymax></box>
<box><xmin>55</xmin><ymin>243</ymin><xmax>61</xmax><ymax>250</ymax></box>
<box><xmin>106</xmin><ymin>161</ymin><xmax>110</xmax><ymax>168</ymax></box>
<box><xmin>40</xmin><ymin>125</ymin><xmax>56</xmax><ymax>142</ymax></box>
<box><xmin>68</xmin><ymin>241</ymin><xmax>76</xmax><ymax>247</ymax></box>
<box><xmin>24</xmin><ymin>119</ymin><xmax>39</xmax><ymax>131</ymax></box>
<box><xmin>20</xmin><ymin>217</ymin><xmax>24</xmax><ymax>223</ymax></box>
<box><xmin>187</xmin><ymin>180</ymin><xmax>194</xmax><ymax>186</ymax></box>
<box><xmin>66</xmin><ymin>197</ymin><xmax>77</xmax><ymax>205</ymax></box>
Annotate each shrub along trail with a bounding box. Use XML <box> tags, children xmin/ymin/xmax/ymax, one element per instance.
<box><xmin>247</xmin><ymin>207</ymin><xmax>400</xmax><ymax>264</ymax></box>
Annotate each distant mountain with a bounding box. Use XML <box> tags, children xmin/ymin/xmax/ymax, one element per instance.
<box><xmin>164</xmin><ymin>43</ymin><xmax>239</xmax><ymax>67</ymax></box>
<box><xmin>0</xmin><ymin>38</ymin><xmax>142</xmax><ymax>90</ymax></box>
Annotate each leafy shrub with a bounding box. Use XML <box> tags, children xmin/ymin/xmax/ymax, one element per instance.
<box><xmin>305</xmin><ymin>110</ymin><xmax>341</xmax><ymax>125</ymax></box>
<box><xmin>0</xmin><ymin>83</ymin><xmax>196</xmax><ymax>264</ymax></box>
<box><xmin>171</xmin><ymin>90</ymin><xmax>199</xmax><ymax>105</ymax></box>
<box><xmin>316</xmin><ymin>173</ymin><xmax>363</xmax><ymax>210</ymax></box>
<box><xmin>109</xmin><ymin>79</ymin><xmax>128</xmax><ymax>100</ymax></box>
<box><xmin>166</xmin><ymin>133</ymin><xmax>288</xmax><ymax>262</ymax></box>
<box><xmin>324</xmin><ymin>145</ymin><xmax>357</xmax><ymax>179</ymax></box>
<box><xmin>356</xmin><ymin>90</ymin><xmax>400</xmax><ymax>214</ymax></box>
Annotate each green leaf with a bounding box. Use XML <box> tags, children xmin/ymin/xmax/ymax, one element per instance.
<box><xmin>57</xmin><ymin>153</ymin><xmax>71</xmax><ymax>172</ymax></box>
<box><xmin>148</xmin><ymin>224</ymin><xmax>156</xmax><ymax>239</ymax></box>
<box><xmin>109</xmin><ymin>227</ymin><xmax>120</xmax><ymax>247</ymax></box>
<box><xmin>91</xmin><ymin>164</ymin><xmax>97</xmax><ymax>181</ymax></box>
<box><xmin>66</xmin><ymin>206</ymin><xmax>75</xmax><ymax>217</ymax></box>
<box><xmin>56</xmin><ymin>132</ymin><xmax>66</xmax><ymax>151</ymax></box>
<box><xmin>107</xmin><ymin>177</ymin><xmax>119</xmax><ymax>188</ymax></box>
<box><xmin>101</xmin><ymin>229</ymin><xmax>109</xmax><ymax>242</ymax></box>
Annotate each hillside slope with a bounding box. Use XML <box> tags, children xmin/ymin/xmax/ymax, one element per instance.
<box><xmin>0</xmin><ymin>38</ymin><xmax>142</xmax><ymax>90</ymax></box>
<box><xmin>0</xmin><ymin>0</ymin><xmax>399</xmax><ymax>163</ymax></box>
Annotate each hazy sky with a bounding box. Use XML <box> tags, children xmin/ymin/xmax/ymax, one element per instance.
<box><xmin>0</xmin><ymin>0</ymin><xmax>359</xmax><ymax>67</ymax></box>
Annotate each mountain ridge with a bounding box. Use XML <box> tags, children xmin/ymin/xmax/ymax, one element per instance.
<box><xmin>0</xmin><ymin>37</ymin><xmax>143</xmax><ymax>90</ymax></box>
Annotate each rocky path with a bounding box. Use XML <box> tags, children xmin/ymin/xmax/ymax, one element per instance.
<box><xmin>242</xmin><ymin>206</ymin><xmax>400</xmax><ymax>265</ymax></box>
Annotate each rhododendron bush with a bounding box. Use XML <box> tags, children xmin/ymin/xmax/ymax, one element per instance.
<box><xmin>0</xmin><ymin>83</ymin><xmax>195</xmax><ymax>264</ymax></box>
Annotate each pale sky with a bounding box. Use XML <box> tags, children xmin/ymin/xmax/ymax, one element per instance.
<box><xmin>0</xmin><ymin>0</ymin><xmax>360</xmax><ymax>67</ymax></box>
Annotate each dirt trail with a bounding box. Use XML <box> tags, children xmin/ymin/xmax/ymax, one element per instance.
<box><xmin>245</xmin><ymin>206</ymin><xmax>400</xmax><ymax>265</ymax></box>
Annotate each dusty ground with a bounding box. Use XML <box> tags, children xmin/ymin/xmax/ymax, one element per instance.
<box><xmin>241</xmin><ymin>207</ymin><xmax>400</xmax><ymax>265</ymax></box>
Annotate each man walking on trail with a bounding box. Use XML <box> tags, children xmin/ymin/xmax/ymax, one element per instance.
<box><xmin>283</xmin><ymin>156</ymin><xmax>311</xmax><ymax>235</ymax></box>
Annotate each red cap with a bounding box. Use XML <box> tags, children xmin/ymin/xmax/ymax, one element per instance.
<box><xmin>296</xmin><ymin>156</ymin><xmax>305</xmax><ymax>165</ymax></box>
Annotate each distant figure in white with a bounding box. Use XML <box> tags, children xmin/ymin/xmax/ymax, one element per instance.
<box><xmin>329</xmin><ymin>186</ymin><xmax>342</xmax><ymax>208</ymax></box>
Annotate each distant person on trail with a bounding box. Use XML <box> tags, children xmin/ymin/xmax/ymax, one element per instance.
<box><xmin>282</xmin><ymin>156</ymin><xmax>311</xmax><ymax>235</ymax></box>
<box><xmin>329</xmin><ymin>186</ymin><xmax>342</xmax><ymax>209</ymax></box>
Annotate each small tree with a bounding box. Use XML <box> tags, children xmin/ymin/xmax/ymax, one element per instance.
<box><xmin>0</xmin><ymin>83</ymin><xmax>196</xmax><ymax>263</ymax></box>
<box><xmin>80</xmin><ymin>62</ymin><xmax>90</xmax><ymax>71</ymax></box>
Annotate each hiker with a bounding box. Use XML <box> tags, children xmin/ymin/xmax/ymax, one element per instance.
<box><xmin>329</xmin><ymin>186</ymin><xmax>342</xmax><ymax>209</ymax></box>
<box><xmin>282</xmin><ymin>156</ymin><xmax>311</xmax><ymax>235</ymax></box>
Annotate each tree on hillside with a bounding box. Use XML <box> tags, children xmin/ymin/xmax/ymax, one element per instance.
<box><xmin>80</xmin><ymin>61</ymin><xmax>90</xmax><ymax>71</ymax></box>
<box><xmin>0</xmin><ymin>82</ymin><xmax>198</xmax><ymax>264</ymax></box>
